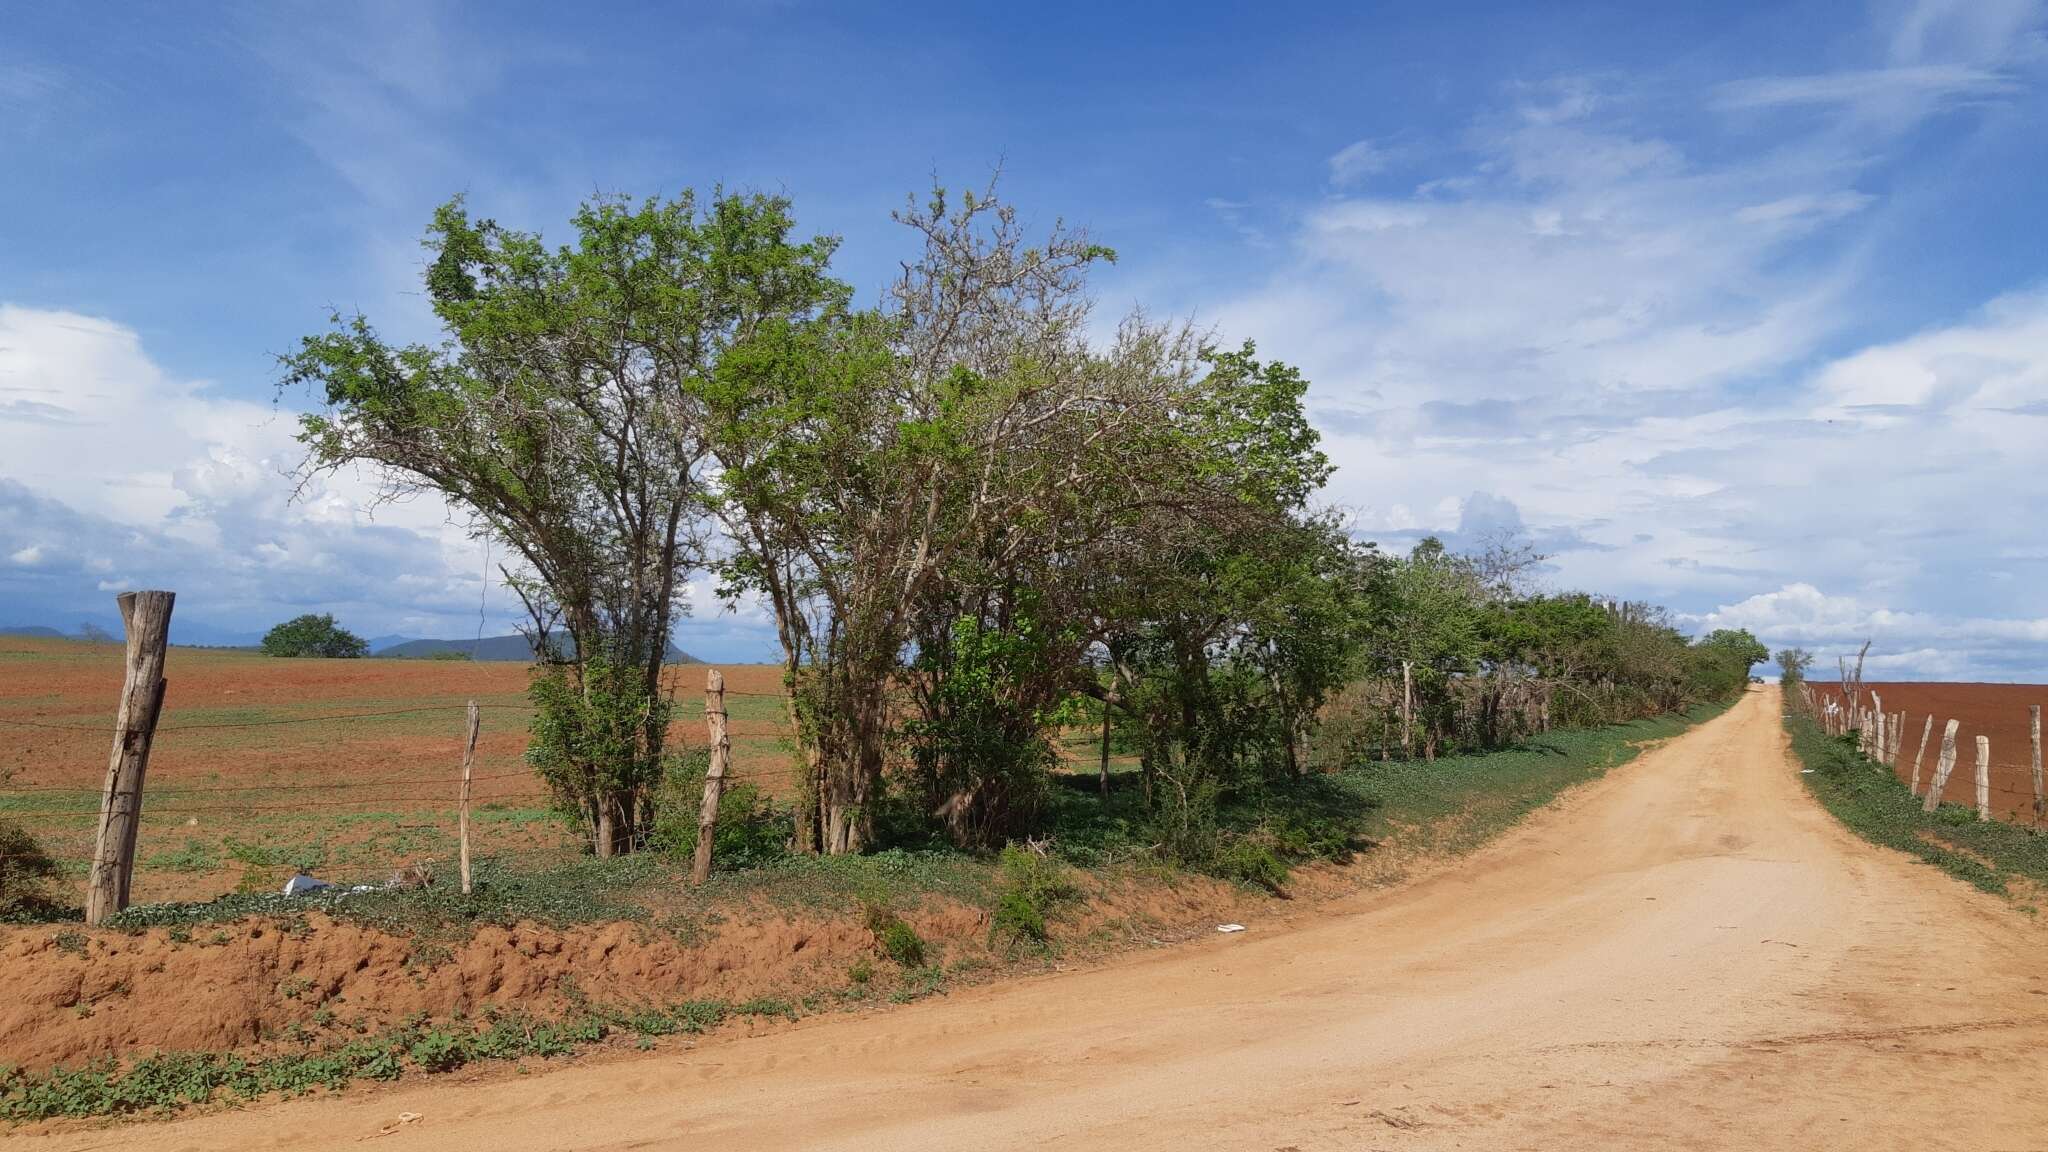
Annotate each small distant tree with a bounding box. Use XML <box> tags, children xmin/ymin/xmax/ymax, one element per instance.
<box><xmin>1775</xmin><ymin>647</ymin><xmax>1813</xmax><ymax>686</ymax></box>
<box><xmin>261</xmin><ymin>613</ymin><xmax>369</xmax><ymax>658</ymax></box>
<box><xmin>77</xmin><ymin>621</ymin><xmax>114</xmax><ymax>646</ymax></box>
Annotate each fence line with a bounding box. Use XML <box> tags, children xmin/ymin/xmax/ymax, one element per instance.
<box><xmin>1792</xmin><ymin>679</ymin><xmax>2045</xmax><ymax>829</ymax></box>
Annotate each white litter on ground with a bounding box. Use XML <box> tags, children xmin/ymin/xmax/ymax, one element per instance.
<box><xmin>1217</xmin><ymin>923</ymin><xmax>1246</xmax><ymax>933</ymax></box>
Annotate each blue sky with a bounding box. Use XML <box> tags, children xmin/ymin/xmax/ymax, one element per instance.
<box><xmin>2</xmin><ymin>0</ymin><xmax>2045</xmax><ymax>676</ymax></box>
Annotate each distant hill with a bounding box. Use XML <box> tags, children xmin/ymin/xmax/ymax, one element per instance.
<box><xmin>0</xmin><ymin>626</ymin><xmax>67</xmax><ymax>638</ymax></box>
<box><xmin>373</xmin><ymin>633</ymin><xmax>699</xmax><ymax>664</ymax></box>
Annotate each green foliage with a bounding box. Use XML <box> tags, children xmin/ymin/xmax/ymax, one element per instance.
<box><xmin>0</xmin><ymin>1007</ymin><xmax>666</xmax><ymax>1121</ymax></box>
<box><xmin>904</xmin><ymin>612</ymin><xmax>1062</xmax><ymax>850</ymax></box>
<box><xmin>649</xmin><ymin>747</ymin><xmax>792</xmax><ymax>870</ymax></box>
<box><xmin>861</xmin><ymin>902</ymin><xmax>926</xmax><ymax>967</ymax></box>
<box><xmin>283</xmin><ymin>188</ymin><xmax>845</xmax><ymax>856</ymax></box>
<box><xmin>259</xmin><ymin>614</ymin><xmax>367</xmax><ymax>659</ymax></box>
<box><xmin>989</xmin><ymin>847</ymin><xmax>1080</xmax><ymax>946</ymax></box>
<box><xmin>1209</xmin><ymin>836</ymin><xmax>1290</xmax><ymax>892</ymax></box>
<box><xmin>526</xmin><ymin>655</ymin><xmax>673</xmax><ymax>855</ymax></box>
<box><xmin>0</xmin><ymin>821</ymin><xmax>65</xmax><ymax>922</ymax></box>
<box><xmin>1775</xmin><ymin>647</ymin><xmax>1813</xmax><ymax>685</ymax></box>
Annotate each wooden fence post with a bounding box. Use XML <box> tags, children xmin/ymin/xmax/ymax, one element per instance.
<box><xmin>1922</xmin><ymin>719</ymin><xmax>1960</xmax><ymax>813</ymax></box>
<box><xmin>2031</xmin><ymin>705</ymin><xmax>2042</xmax><ymax>827</ymax></box>
<box><xmin>1871</xmin><ymin>699</ymin><xmax>1885</xmax><ymax>767</ymax></box>
<box><xmin>85</xmin><ymin>590</ymin><xmax>175</xmax><ymax>926</ymax></box>
<box><xmin>459</xmin><ymin>700</ymin><xmax>479</xmax><ymax>895</ymax></box>
<box><xmin>1975</xmin><ymin>736</ymin><xmax>1991</xmax><ymax>822</ymax></box>
<box><xmin>1098</xmin><ymin>704</ymin><xmax>1112</xmax><ymax>798</ymax></box>
<box><xmin>692</xmin><ymin>668</ymin><xmax>730</xmax><ymax>884</ymax></box>
<box><xmin>1910</xmin><ymin>715</ymin><xmax>1934</xmax><ymax>796</ymax></box>
<box><xmin>1400</xmin><ymin>660</ymin><xmax>1413</xmax><ymax>757</ymax></box>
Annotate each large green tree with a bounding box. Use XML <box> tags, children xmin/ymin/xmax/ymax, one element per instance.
<box><xmin>282</xmin><ymin>190</ymin><xmax>842</xmax><ymax>855</ymax></box>
<box><xmin>261</xmin><ymin>614</ymin><xmax>368</xmax><ymax>659</ymax></box>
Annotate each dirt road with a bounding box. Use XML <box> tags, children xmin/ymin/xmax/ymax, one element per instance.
<box><xmin>32</xmin><ymin>688</ymin><xmax>2048</xmax><ymax>1150</ymax></box>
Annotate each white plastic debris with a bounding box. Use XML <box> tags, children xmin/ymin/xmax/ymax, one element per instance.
<box><xmin>1216</xmin><ymin>923</ymin><xmax>1246</xmax><ymax>933</ymax></box>
<box><xmin>281</xmin><ymin>872</ymin><xmax>331</xmax><ymax>897</ymax></box>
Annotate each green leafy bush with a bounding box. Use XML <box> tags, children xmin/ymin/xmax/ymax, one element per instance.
<box><xmin>650</xmin><ymin>747</ymin><xmax>792</xmax><ymax>870</ymax></box>
<box><xmin>989</xmin><ymin>846</ymin><xmax>1079</xmax><ymax>946</ymax></box>
<box><xmin>1210</xmin><ymin>836</ymin><xmax>1289</xmax><ymax>892</ymax></box>
<box><xmin>0</xmin><ymin>821</ymin><xmax>65</xmax><ymax>921</ymax></box>
<box><xmin>861</xmin><ymin>902</ymin><xmax>926</xmax><ymax>967</ymax></box>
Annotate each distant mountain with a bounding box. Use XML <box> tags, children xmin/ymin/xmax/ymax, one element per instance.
<box><xmin>366</xmin><ymin>634</ymin><xmax>418</xmax><ymax>652</ymax></box>
<box><xmin>373</xmin><ymin>633</ymin><xmax>699</xmax><ymax>664</ymax></box>
<box><xmin>0</xmin><ymin>625</ymin><xmax>67</xmax><ymax>638</ymax></box>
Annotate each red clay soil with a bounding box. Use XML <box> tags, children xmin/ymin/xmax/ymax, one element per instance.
<box><xmin>0</xmin><ymin>903</ymin><xmax>971</xmax><ymax>1073</ymax></box>
<box><xmin>1812</xmin><ymin>681</ymin><xmax>2048</xmax><ymax>823</ymax></box>
<box><xmin>0</xmin><ymin>858</ymin><xmax>1291</xmax><ymax>1075</ymax></box>
<box><xmin>0</xmin><ymin>636</ymin><xmax>791</xmax><ymax>798</ymax></box>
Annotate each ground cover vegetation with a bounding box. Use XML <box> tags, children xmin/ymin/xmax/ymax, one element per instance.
<box><xmin>1783</xmin><ymin>705</ymin><xmax>2048</xmax><ymax>897</ymax></box>
<box><xmin>273</xmin><ymin>180</ymin><xmax>1765</xmax><ymax>874</ymax></box>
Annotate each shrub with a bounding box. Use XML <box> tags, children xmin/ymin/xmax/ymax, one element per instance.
<box><xmin>260</xmin><ymin>614</ymin><xmax>368</xmax><ymax>659</ymax></box>
<box><xmin>0</xmin><ymin>821</ymin><xmax>65</xmax><ymax>921</ymax></box>
<box><xmin>1210</xmin><ymin>836</ymin><xmax>1289</xmax><ymax>892</ymax></box>
<box><xmin>991</xmin><ymin>888</ymin><xmax>1047</xmax><ymax>943</ymax></box>
<box><xmin>650</xmin><ymin>748</ymin><xmax>792</xmax><ymax>870</ymax></box>
<box><xmin>989</xmin><ymin>846</ymin><xmax>1080</xmax><ymax>946</ymax></box>
<box><xmin>861</xmin><ymin>902</ymin><xmax>926</xmax><ymax>967</ymax></box>
<box><xmin>527</xmin><ymin>654</ymin><xmax>673</xmax><ymax>855</ymax></box>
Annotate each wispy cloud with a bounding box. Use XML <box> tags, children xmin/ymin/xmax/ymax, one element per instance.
<box><xmin>0</xmin><ymin>62</ymin><xmax>60</xmax><ymax>110</ymax></box>
<box><xmin>1714</xmin><ymin>64</ymin><xmax>2017</xmax><ymax>110</ymax></box>
<box><xmin>1327</xmin><ymin>138</ymin><xmax>1389</xmax><ymax>186</ymax></box>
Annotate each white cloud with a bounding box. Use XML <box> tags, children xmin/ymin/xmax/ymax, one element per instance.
<box><xmin>1327</xmin><ymin>138</ymin><xmax>1389</xmax><ymax>186</ymax></box>
<box><xmin>1714</xmin><ymin>65</ymin><xmax>2017</xmax><ymax>111</ymax></box>
<box><xmin>1694</xmin><ymin>583</ymin><xmax>2048</xmax><ymax>680</ymax></box>
<box><xmin>1717</xmin><ymin>0</ymin><xmax>2042</xmax><ymax>121</ymax></box>
<box><xmin>0</xmin><ymin>305</ymin><xmax>496</xmax><ymax>638</ymax></box>
<box><xmin>1209</xmin><ymin>39</ymin><xmax>2047</xmax><ymax>679</ymax></box>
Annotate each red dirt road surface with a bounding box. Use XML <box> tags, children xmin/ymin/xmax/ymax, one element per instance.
<box><xmin>1813</xmin><ymin>681</ymin><xmax>2048</xmax><ymax>823</ymax></box>
<box><xmin>24</xmin><ymin>687</ymin><xmax>2048</xmax><ymax>1150</ymax></box>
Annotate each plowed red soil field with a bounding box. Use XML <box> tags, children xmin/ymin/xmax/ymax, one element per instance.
<box><xmin>0</xmin><ymin>635</ymin><xmax>791</xmax><ymax>900</ymax></box>
<box><xmin>1809</xmin><ymin>681</ymin><xmax>2046</xmax><ymax>823</ymax></box>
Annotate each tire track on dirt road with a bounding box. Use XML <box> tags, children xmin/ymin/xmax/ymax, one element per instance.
<box><xmin>29</xmin><ymin>687</ymin><xmax>2048</xmax><ymax>1150</ymax></box>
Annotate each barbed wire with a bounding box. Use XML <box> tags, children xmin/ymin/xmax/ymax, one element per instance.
<box><xmin>0</xmin><ymin>688</ymin><xmax>792</xmax><ymax>736</ymax></box>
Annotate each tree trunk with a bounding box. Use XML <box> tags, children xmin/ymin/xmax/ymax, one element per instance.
<box><xmin>1400</xmin><ymin>660</ymin><xmax>1413</xmax><ymax>758</ymax></box>
<box><xmin>1099</xmin><ymin>705</ymin><xmax>1112</xmax><ymax>798</ymax></box>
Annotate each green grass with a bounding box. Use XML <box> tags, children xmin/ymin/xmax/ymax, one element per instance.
<box><xmin>0</xmin><ymin>999</ymin><xmax>767</xmax><ymax>1122</ymax></box>
<box><xmin>1783</xmin><ymin>708</ymin><xmax>2048</xmax><ymax>896</ymax></box>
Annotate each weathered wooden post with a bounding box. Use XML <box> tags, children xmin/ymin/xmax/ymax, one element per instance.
<box><xmin>1922</xmin><ymin>720</ymin><xmax>1960</xmax><ymax>814</ymax></box>
<box><xmin>85</xmin><ymin>590</ymin><xmax>175</xmax><ymax>926</ymax></box>
<box><xmin>1910</xmin><ymin>715</ymin><xmax>1934</xmax><ymax>796</ymax></box>
<box><xmin>692</xmin><ymin>668</ymin><xmax>730</xmax><ymax>884</ymax></box>
<box><xmin>2031</xmin><ymin>705</ymin><xmax>2043</xmax><ymax>827</ymax></box>
<box><xmin>459</xmin><ymin>700</ymin><xmax>479</xmax><ymax>895</ymax></box>
<box><xmin>1871</xmin><ymin>699</ymin><xmax>1885</xmax><ymax>767</ymax></box>
<box><xmin>1974</xmin><ymin>736</ymin><xmax>1991</xmax><ymax>822</ymax></box>
<box><xmin>1400</xmin><ymin>659</ymin><xmax>1413</xmax><ymax>758</ymax></box>
<box><xmin>1098</xmin><ymin>704</ymin><xmax>1112</xmax><ymax>798</ymax></box>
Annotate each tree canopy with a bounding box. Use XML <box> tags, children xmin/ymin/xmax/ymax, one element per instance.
<box><xmin>284</xmin><ymin>180</ymin><xmax>1766</xmax><ymax>861</ymax></box>
<box><xmin>260</xmin><ymin>614</ymin><xmax>368</xmax><ymax>659</ymax></box>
